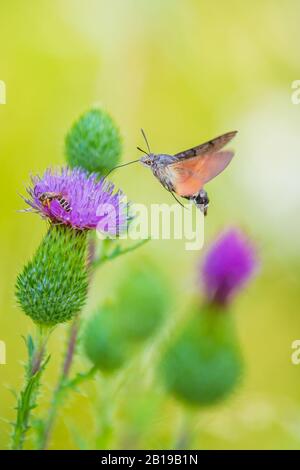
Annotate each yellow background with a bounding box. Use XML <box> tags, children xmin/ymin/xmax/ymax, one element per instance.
<box><xmin>0</xmin><ymin>0</ymin><xmax>300</xmax><ymax>449</ymax></box>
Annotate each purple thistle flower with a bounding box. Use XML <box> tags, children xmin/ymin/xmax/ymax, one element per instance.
<box><xmin>201</xmin><ymin>228</ymin><xmax>258</xmax><ymax>306</ymax></box>
<box><xmin>23</xmin><ymin>167</ymin><xmax>129</xmax><ymax>235</ymax></box>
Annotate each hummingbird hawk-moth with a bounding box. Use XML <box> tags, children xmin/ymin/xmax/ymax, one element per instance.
<box><xmin>107</xmin><ymin>129</ymin><xmax>237</xmax><ymax>215</ymax></box>
<box><xmin>137</xmin><ymin>129</ymin><xmax>237</xmax><ymax>215</ymax></box>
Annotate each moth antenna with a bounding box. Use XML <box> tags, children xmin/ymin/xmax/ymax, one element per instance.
<box><xmin>137</xmin><ymin>146</ymin><xmax>148</xmax><ymax>155</ymax></box>
<box><xmin>141</xmin><ymin>129</ymin><xmax>151</xmax><ymax>154</ymax></box>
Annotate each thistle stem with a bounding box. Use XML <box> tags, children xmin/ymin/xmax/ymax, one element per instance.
<box><xmin>92</xmin><ymin>238</ymin><xmax>149</xmax><ymax>268</ymax></box>
<box><xmin>11</xmin><ymin>326</ymin><xmax>50</xmax><ymax>450</ymax></box>
<box><xmin>174</xmin><ymin>408</ymin><xmax>197</xmax><ymax>450</ymax></box>
<box><xmin>38</xmin><ymin>362</ymin><xmax>98</xmax><ymax>450</ymax></box>
<box><xmin>62</xmin><ymin>317</ymin><xmax>80</xmax><ymax>378</ymax></box>
<box><xmin>38</xmin><ymin>317</ymin><xmax>80</xmax><ymax>450</ymax></box>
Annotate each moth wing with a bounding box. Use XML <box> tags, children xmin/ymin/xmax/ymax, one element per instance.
<box><xmin>168</xmin><ymin>150</ymin><xmax>234</xmax><ymax>197</ymax></box>
<box><xmin>174</xmin><ymin>131</ymin><xmax>237</xmax><ymax>160</ymax></box>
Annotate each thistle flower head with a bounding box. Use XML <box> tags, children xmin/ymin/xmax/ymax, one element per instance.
<box><xmin>24</xmin><ymin>167</ymin><xmax>129</xmax><ymax>235</ymax></box>
<box><xmin>65</xmin><ymin>108</ymin><xmax>122</xmax><ymax>174</ymax></box>
<box><xmin>201</xmin><ymin>228</ymin><xmax>258</xmax><ymax>306</ymax></box>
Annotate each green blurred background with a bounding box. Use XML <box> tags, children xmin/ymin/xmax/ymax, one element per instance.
<box><xmin>1</xmin><ymin>0</ymin><xmax>300</xmax><ymax>449</ymax></box>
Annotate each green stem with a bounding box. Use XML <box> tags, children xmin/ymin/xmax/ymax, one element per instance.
<box><xmin>174</xmin><ymin>407</ymin><xmax>197</xmax><ymax>450</ymax></box>
<box><xmin>92</xmin><ymin>238</ymin><xmax>150</xmax><ymax>268</ymax></box>
<box><xmin>38</xmin><ymin>364</ymin><xmax>97</xmax><ymax>450</ymax></box>
<box><xmin>95</xmin><ymin>376</ymin><xmax>115</xmax><ymax>449</ymax></box>
<box><xmin>64</xmin><ymin>366</ymin><xmax>98</xmax><ymax>390</ymax></box>
<box><xmin>11</xmin><ymin>326</ymin><xmax>51</xmax><ymax>450</ymax></box>
<box><xmin>38</xmin><ymin>317</ymin><xmax>80</xmax><ymax>450</ymax></box>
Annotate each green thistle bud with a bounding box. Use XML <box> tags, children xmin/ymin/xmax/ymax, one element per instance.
<box><xmin>16</xmin><ymin>225</ymin><xmax>88</xmax><ymax>327</ymax></box>
<box><xmin>116</xmin><ymin>265</ymin><xmax>169</xmax><ymax>342</ymax></box>
<box><xmin>160</xmin><ymin>305</ymin><xmax>243</xmax><ymax>406</ymax></box>
<box><xmin>83</xmin><ymin>266</ymin><xmax>169</xmax><ymax>373</ymax></box>
<box><xmin>83</xmin><ymin>305</ymin><xmax>129</xmax><ymax>372</ymax></box>
<box><xmin>65</xmin><ymin>108</ymin><xmax>122</xmax><ymax>174</ymax></box>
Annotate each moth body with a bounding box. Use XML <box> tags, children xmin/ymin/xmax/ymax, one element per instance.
<box><xmin>138</xmin><ymin>130</ymin><xmax>237</xmax><ymax>215</ymax></box>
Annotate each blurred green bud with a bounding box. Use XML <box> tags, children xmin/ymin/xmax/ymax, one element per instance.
<box><xmin>160</xmin><ymin>305</ymin><xmax>243</xmax><ymax>406</ymax></box>
<box><xmin>83</xmin><ymin>305</ymin><xmax>129</xmax><ymax>372</ymax></box>
<box><xmin>16</xmin><ymin>225</ymin><xmax>88</xmax><ymax>327</ymax></box>
<box><xmin>116</xmin><ymin>265</ymin><xmax>169</xmax><ymax>342</ymax></box>
<box><xmin>65</xmin><ymin>108</ymin><xmax>122</xmax><ymax>174</ymax></box>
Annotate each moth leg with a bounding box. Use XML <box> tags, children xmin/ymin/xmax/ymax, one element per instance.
<box><xmin>183</xmin><ymin>189</ymin><xmax>209</xmax><ymax>216</ymax></box>
<box><xmin>170</xmin><ymin>191</ymin><xmax>189</xmax><ymax>209</ymax></box>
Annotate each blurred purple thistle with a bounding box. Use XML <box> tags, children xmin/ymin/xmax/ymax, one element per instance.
<box><xmin>23</xmin><ymin>167</ymin><xmax>130</xmax><ymax>235</ymax></box>
<box><xmin>201</xmin><ymin>228</ymin><xmax>258</xmax><ymax>306</ymax></box>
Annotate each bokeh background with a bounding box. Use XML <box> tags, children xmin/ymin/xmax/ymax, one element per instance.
<box><xmin>1</xmin><ymin>0</ymin><xmax>300</xmax><ymax>449</ymax></box>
